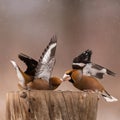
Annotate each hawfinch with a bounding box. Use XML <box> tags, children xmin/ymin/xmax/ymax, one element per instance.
<box><xmin>11</xmin><ymin>35</ymin><xmax>62</xmax><ymax>90</ymax></box>
<box><xmin>63</xmin><ymin>69</ymin><xmax>118</xmax><ymax>102</ymax></box>
<box><xmin>72</xmin><ymin>49</ymin><xmax>116</xmax><ymax>79</ymax></box>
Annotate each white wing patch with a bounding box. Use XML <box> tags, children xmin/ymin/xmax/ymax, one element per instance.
<box><xmin>83</xmin><ymin>63</ymin><xmax>107</xmax><ymax>77</ymax></box>
<box><xmin>41</xmin><ymin>43</ymin><xmax>56</xmax><ymax>64</ymax></box>
<box><xmin>35</xmin><ymin>58</ymin><xmax>56</xmax><ymax>81</ymax></box>
<box><xmin>35</xmin><ymin>36</ymin><xmax>57</xmax><ymax>81</ymax></box>
<box><xmin>10</xmin><ymin>60</ymin><xmax>25</xmax><ymax>87</ymax></box>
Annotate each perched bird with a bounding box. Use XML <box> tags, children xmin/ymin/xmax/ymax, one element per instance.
<box><xmin>18</xmin><ymin>53</ymin><xmax>62</xmax><ymax>90</ymax></box>
<box><xmin>29</xmin><ymin>35</ymin><xmax>62</xmax><ymax>90</ymax></box>
<box><xmin>72</xmin><ymin>49</ymin><xmax>116</xmax><ymax>79</ymax></box>
<box><xmin>11</xmin><ymin>35</ymin><xmax>61</xmax><ymax>90</ymax></box>
<box><xmin>63</xmin><ymin>69</ymin><xmax>118</xmax><ymax>102</ymax></box>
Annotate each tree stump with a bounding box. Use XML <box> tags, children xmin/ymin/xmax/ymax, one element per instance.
<box><xmin>6</xmin><ymin>90</ymin><xmax>98</xmax><ymax>120</ymax></box>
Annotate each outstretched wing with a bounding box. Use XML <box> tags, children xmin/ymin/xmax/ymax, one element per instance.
<box><xmin>18</xmin><ymin>53</ymin><xmax>38</xmax><ymax>76</ymax></box>
<box><xmin>35</xmin><ymin>35</ymin><xmax>57</xmax><ymax>81</ymax></box>
<box><xmin>83</xmin><ymin>63</ymin><xmax>116</xmax><ymax>79</ymax></box>
<box><xmin>91</xmin><ymin>63</ymin><xmax>116</xmax><ymax>78</ymax></box>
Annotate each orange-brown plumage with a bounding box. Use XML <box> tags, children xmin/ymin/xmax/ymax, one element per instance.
<box><xmin>11</xmin><ymin>35</ymin><xmax>58</xmax><ymax>90</ymax></box>
<box><xmin>63</xmin><ymin>69</ymin><xmax>118</xmax><ymax>102</ymax></box>
<box><xmin>64</xmin><ymin>69</ymin><xmax>104</xmax><ymax>92</ymax></box>
<box><xmin>49</xmin><ymin>77</ymin><xmax>62</xmax><ymax>90</ymax></box>
<box><xmin>27</xmin><ymin>78</ymin><xmax>50</xmax><ymax>90</ymax></box>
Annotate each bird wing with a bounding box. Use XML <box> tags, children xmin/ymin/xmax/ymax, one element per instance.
<box><xmin>106</xmin><ymin>68</ymin><xmax>116</xmax><ymax>76</ymax></box>
<box><xmin>18</xmin><ymin>53</ymin><xmax>38</xmax><ymax>76</ymax></box>
<box><xmin>35</xmin><ymin>35</ymin><xmax>57</xmax><ymax>81</ymax></box>
<box><xmin>91</xmin><ymin>63</ymin><xmax>105</xmax><ymax>70</ymax></box>
<box><xmin>91</xmin><ymin>63</ymin><xmax>116</xmax><ymax>78</ymax></box>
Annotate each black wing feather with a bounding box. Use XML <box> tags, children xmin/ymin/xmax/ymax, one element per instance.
<box><xmin>18</xmin><ymin>53</ymin><xmax>38</xmax><ymax>76</ymax></box>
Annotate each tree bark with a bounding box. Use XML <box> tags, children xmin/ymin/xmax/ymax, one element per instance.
<box><xmin>6</xmin><ymin>90</ymin><xmax>98</xmax><ymax>120</ymax></box>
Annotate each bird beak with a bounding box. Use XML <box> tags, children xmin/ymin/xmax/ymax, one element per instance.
<box><xmin>63</xmin><ymin>74</ymin><xmax>71</xmax><ymax>81</ymax></box>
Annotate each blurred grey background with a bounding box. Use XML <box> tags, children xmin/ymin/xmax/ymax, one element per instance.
<box><xmin>0</xmin><ymin>0</ymin><xmax>120</xmax><ymax>119</ymax></box>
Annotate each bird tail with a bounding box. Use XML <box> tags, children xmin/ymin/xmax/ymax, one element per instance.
<box><xmin>102</xmin><ymin>90</ymin><xmax>118</xmax><ymax>102</ymax></box>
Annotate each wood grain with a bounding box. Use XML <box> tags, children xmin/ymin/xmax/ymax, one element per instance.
<box><xmin>6</xmin><ymin>90</ymin><xmax>98</xmax><ymax>120</ymax></box>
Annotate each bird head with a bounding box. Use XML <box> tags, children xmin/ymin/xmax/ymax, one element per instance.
<box><xmin>63</xmin><ymin>69</ymin><xmax>82</xmax><ymax>84</ymax></box>
<box><xmin>72</xmin><ymin>49</ymin><xmax>92</xmax><ymax>69</ymax></box>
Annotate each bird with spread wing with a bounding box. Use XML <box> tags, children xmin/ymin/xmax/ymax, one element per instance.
<box><xmin>72</xmin><ymin>49</ymin><xmax>116</xmax><ymax>79</ymax></box>
<box><xmin>11</xmin><ymin>35</ymin><xmax>62</xmax><ymax>90</ymax></box>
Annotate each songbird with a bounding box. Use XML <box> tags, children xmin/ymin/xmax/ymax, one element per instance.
<box><xmin>11</xmin><ymin>35</ymin><xmax>61</xmax><ymax>90</ymax></box>
<box><xmin>63</xmin><ymin>69</ymin><xmax>118</xmax><ymax>102</ymax></box>
<box><xmin>32</xmin><ymin>36</ymin><xmax>62</xmax><ymax>89</ymax></box>
<box><xmin>18</xmin><ymin>53</ymin><xmax>62</xmax><ymax>90</ymax></box>
<box><xmin>72</xmin><ymin>49</ymin><xmax>116</xmax><ymax>79</ymax></box>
